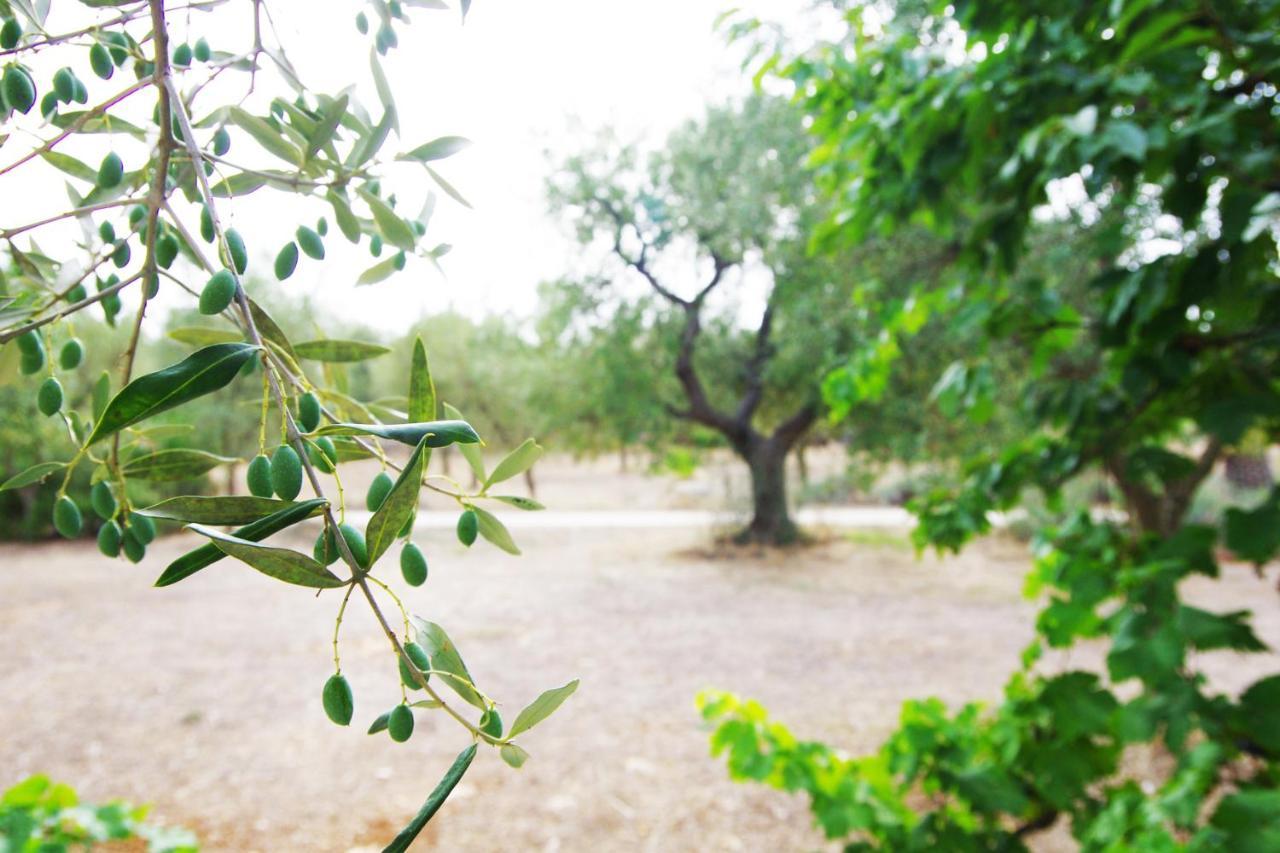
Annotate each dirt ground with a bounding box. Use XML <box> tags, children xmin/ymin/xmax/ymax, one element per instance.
<box><xmin>1</xmin><ymin>454</ymin><xmax>1277</xmax><ymax>852</ymax></box>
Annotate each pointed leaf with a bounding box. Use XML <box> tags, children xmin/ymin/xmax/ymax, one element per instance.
<box><xmin>362</xmin><ymin>190</ymin><xmax>417</xmax><ymax>251</ymax></box>
<box><xmin>168</xmin><ymin>327</ymin><xmax>244</xmax><ymax>346</ymax></box>
<box><xmin>247</xmin><ymin>298</ymin><xmax>298</xmax><ymax>364</ymax></box>
<box><xmin>425</xmin><ymin>165</ymin><xmax>472</xmax><ymax>208</ymax></box>
<box><xmin>507</xmin><ymin>679</ymin><xmax>579</xmax><ymax>739</ymax></box>
<box><xmin>366</xmin><ymin>437</ymin><xmax>430</xmax><ymax>567</ymax></box>
<box><xmin>154</xmin><ymin>498</ymin><xmax>327</xmax><ymax>587</ymax></box>
<box><xmin>356</xmin><ymin>254</ymin><xmax>402</xmax><ymax>286</ymax></box>
<box><xmin>121</xmin><ymin>449</ymin><xmax>238</xmax><ymax>481</ymax></box>
<box><xmin>499</xmin><ymin>743</ymin><xmax>529</xmax><ymax>768</ymax></box>
<box><xmin>294</xmin><ymin>339</ymin><xmax>391</xmax><ymax>363</ymax></box>
<box><xmin>408</xmin><ymin>336</ymin><xmax>436</xmax><ymax>422</ymax></box>
<box><xmin>188</xmin><ymin>524</ymin><xmax>345</xmax><ymax>588</ymax></box>
<box><xmin>443</xmin><ymin>402</ymin><xmax>486</xmax><ymax>480</ymax></box>
<box><xmin>138</xmin><ymin>496</ymin><xmax>305</xmax><ymax>525</ymax></box>
<box><xmin>484</xmin><ymin>439</ymin><xmax>542</xmax><ymax>490</ymax></box>
<box><xmin>381</xmin><ymin>744</ymin><xmax>477</xmax><ymax>853</ymax></box>
<box><xmin>305</xmin><ymin>94</ymin><xmax>348</xmax><ymax>160</ymax></box>
<box><xmin>87</xmin><ymin>343</ymin><xmax>259</xmax><ymax>445</ymax></box>
<box><xmin>399</xmin><ymin>136</ymin><xmax>471</xmax><ymax>164</ymax></box>
<box><xmin>228</xmin><ymin>107</ymin><xmax>303</xmax><ymax>165</ymax></box>
<box><xmin>314</xmin><ymin>419</ymin><xmax>479</xmax><ymax>448</ymax></box>
<box><xmin>0</xmin><ymin>461</ymin><xmax>66</xmax><ymax>491</ymax></box>
<box><xmin>492</xmin><ymin>495</ymin><xmax>545</xmax><ymax>511</ymax></box>
<box><xmin>411</xmin><ymin>618</ymin><xmax>486</xmax><ymax>710</ymax></box>
<box><xmin>472</xmin><ymin>505</ymin><xmax>519</xmax><ymax>555</ymax></box>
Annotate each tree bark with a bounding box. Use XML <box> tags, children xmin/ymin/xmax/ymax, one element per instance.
<box><xmin>737</xmin><ymin>436</ymin><xmax>799</xmax><ymax>545</ymax></box>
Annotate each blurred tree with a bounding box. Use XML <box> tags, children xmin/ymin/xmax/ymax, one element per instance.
<box><xmin>549</xmin><ymin>96</ymin><xmax>875</xmax><ymax>544</ymax></box>
<box><xmin>705</xmin><ymin>0</ymin><xmax>1280</xmax><ymax>848</ymax></box>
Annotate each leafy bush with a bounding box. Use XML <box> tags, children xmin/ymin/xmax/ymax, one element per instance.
<box><xmin>0</xmin><ymin>775</ymin><xmax>196</xmax><ymax>852</ymax></box>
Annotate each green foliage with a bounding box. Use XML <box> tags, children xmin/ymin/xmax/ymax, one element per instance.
<box><xmin>704</xmin><ymin>0</ymin><xmax>1280</xmax><ymax>847</ymax></box>
<box><xmin>0</xmin><ymin>1</ymin><xmax>574</xmax><ymax>843</ymax></box>
<box><xmin>0</xmin><ymin>774</ymin><xmax>196</xmax><ymax>852</ymax></box>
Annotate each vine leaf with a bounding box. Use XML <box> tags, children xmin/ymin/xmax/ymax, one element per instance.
<box><xmin>507</xmin><ymin>679</ymin><xmax>579</xmax><ymax>739</ymax></box>
<box><xmin>154</xmin><ymin>498</ymin><xmax>327</xmax><ymax>587</ymax></box>
<box><xmin>86</xmin><ymin>343</ymin><xmax>259</xmax><ymax>445</ymax></box>
<box><xmin>381</xmin><ymin>744</ymin><xmax>477</xmax><ymax>853</ymax></box>
<box><xmin>314</xmin><ymin>419</ymin><xmax>479</xmax><ymax>448</ymax></box>
<box><xmin>365</xmin><ymin>437</ymin><xmax>430</xmax><ymax>567</ymax></box>
<box><xmin>188</xmin><ymin>524</ymin><xmax>345</xmax><ymax>589</ymax></box>
<box><xmin>138</xmin><ymin>496</ymin><xmax>305</xmax><ymax>525</ymax></box>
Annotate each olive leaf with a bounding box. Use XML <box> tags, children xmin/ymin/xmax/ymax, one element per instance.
<box><xmin>228</xmin><ymin>106</ymin><xmax>302</xmax><ymax>165</ymax></box>
<box><xmin>499</xmin><ymin>743</ymin><xmax>529</xmax><ymax>769</ymax></box>
<box><xmin>154</xmin><ymin>498</ymin><xmax>327</xmax><ymax>587</ymax></box>
<box><xmin>492</xmin><ymin>495</ymin><xmax>545</xmax><ymax>511</ymax></box>
<box><xmin>398</xmin><ymin>136</ymin><xmax>471</xmax><ymax>164</ymax></box>
<box><xmin>86</xmin><ymin>343</ymin><xmax>259</xmax><ymax>445</ymax></box>
<box><xmin>138</xmin><ymin>496</ymin><xmax>305</xmax><ymax>525</ymax></box>
<box><xmin>356</xmin><ymin>254</ymin><xmax>402</xmax><ymax>286</ymax></box>
<box><xmin>294</xmin><ymin>339</ymin><xmax>391</xmax><ymax>363</ymax></box>
<box><xmin>188</xmin><ymin>524</ymin><xmax>345</xmax><ymax>589</ymax></box>
<box><xmin>484</xmin><ymin>438</ymin><xmax>542</xmax><ymax>490</ymax></box>
<box><xmin>473</xmin><ymin>505</ymin><xmax>519</xmax><ymax>555</ymax></box>
<box><xmin>314</xmin><ymin>419</ymin><xmax>479</xmax><ymax>448</ymax></box>
<box><xmin>408</xmin><ymin>335</ymin><xmax>436</xmax><ymax>421</ymax></box>
<box><xmin>0</xmin><ymin>461</ymin><xmax>66</xmax><ymax>491</ymax></box>
<box><xmin>442</xmin><ymin>402</ymin><xmax>486</xmax><ymax>481</ymax></box>
<box><xmin>365</xmin><ymin>437</ymin><xmax>430</xmax><ymax>567</ymax></box>
<box><xmin>382</xmin><ymin>744</ymin><xmax>477</xmax><ymax>853</ymax></box>
<box><xmin>168</xmin><ymin>326</ymin><xmax>244</xmax><ymax>346</ymax></box>
<box><xmin>507</xmin><ymin>679</ymin><xmax>579</xmax><ymax>739</ymax></box>
<box><xmin>411</xmin><ymin>617</ymin><xmax>486</xmax><ymax>711</ymax></box>
<box><xmin>361</xmin><ymin>190</ymin><xmax>417</xmax><ymax>251</ymax></box>
<box><xmin>121</xmin><ymin>448</ymin><xmax>238</xmax><ymax>481</ymax></box>
<box><xmin>247</xmin><ymin>298</ymin><xmax>298</xmax><ymax>363</ymax></box>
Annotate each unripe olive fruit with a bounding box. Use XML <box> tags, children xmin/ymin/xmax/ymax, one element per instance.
<box><xmin>37</xmin><ymin>377</ymin><xmax>63</xmax><ymax>416</ymax></box>
<box><xmin>53</xmin><ymin>495</ymin><xmax>82</xmax><ymax>538</ymax></box>
<box><xmin>97</xmin><ymin>520</ymin><xmax>122</xmax><ymax>557</ymax></box>
<box><xmin>387</xmin><ymin>704</ymin><xmax>414</xmax><ymax>742</ymax></box>
<box><xmin>322</xmin><ymin>673</ymin><xmax>354</xmax><ymax>726</ymax></box>
<box><xmin>366</xmin><ymin>471</ymin><xmax>394</xmax><ymax>512</ymax></box>
<box><xmin>270</xmin><ymin>444</ymin><xmax>303</xmax><ymax>501</ymax></box>
<box><xmin>456</xmin><ymin>509</ymin><xmax>478</xmax><ymax>546</ymax></box>
<box><xmin>246</xmin><ymin>453</ymin><xmax>274</xmax><ymax>498</ymax></box>
<box><xmin>399</xmin><ymin>641</ymin><xmax>431</xmax><ymax>689</ymax></box>
<box><xmin>400</xmin><ymin>542</ymin><xmax>427</xmax><ymax>586</ymax></box>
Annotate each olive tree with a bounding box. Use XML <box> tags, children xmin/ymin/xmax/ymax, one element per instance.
<box><xmin>0</xmin><ymin>1</ymin><xmax>573</xmax><ymax>846</ymax></box>
<box><xmin>549</xmin><ymin>95</ymin><xmax>863</xmax><ymax>545</ymax></box>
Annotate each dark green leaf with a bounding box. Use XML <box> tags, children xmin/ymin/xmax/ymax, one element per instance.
<box><xmin>188</xmin><ymin>524</ymin><xmax>345</xmax><ymax>588</ymax></box>
<box><xmin>154</xmin><ymin>498</ymin><xmax>327</xmax><ymax>586</ymax></box>
<box><xmin>408</xmin><ymin>335</ymin><xmax>436</xmax><ymax>421</ymax></box>
<box><xmin>138</xmin><ymin>496</ymin><xmax>306</xmax><ymax>525</ymax></box>
<box><xmin>121</xmin><ymin>449</ymin><xmax>238</xmax><ymax>481</ymax></box>
<box><xmin>381</xmin><ymin>744</ymin><xmax>477</xmax><ymax>853</ymax></box>
<box><xmin>314</xmin><ymin>419</ymin><xmax>479</xmax><ymax>448</ymax></box>
<box><xmin>87</xmin><ymin>343</ymin><xmax>259</xmax><ymax>445</ymax></box>
<box><xmin>365</xmin><ymin>438</ymin><xmax>430</xmax><ymax>567</ymax></box>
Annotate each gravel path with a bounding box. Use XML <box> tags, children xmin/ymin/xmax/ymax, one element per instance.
<box><xmin>2</xmin><ymin>461</ymin><xmax>1275</xmax><ymax>851</ymax></box>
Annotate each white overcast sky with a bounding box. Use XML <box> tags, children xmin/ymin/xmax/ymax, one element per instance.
<box><xmin>2</xmin><ymin>1</ymin><xmax>810</xmax><ymax>334</ymax></box>
<box><xmin>247</xmin><ymin>0</ymin><xmax>799</xmax><ymax>331</ymax></box>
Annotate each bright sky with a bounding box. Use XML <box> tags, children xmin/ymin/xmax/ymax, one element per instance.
<box><xmin>250</xmin><ymin>0</ymin><xmax>791</xmax><ymax>330</ymax></box>
<box><xmin>2</xmin><ymin>1</ymin><xmax>804</xmax><ymax>334</ymax></box>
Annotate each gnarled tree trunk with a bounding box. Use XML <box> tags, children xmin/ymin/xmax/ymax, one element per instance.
<box><xmin>739</xmin><ymin>436</ymin><xmax>798</xmax><ymax>545</ymax></box>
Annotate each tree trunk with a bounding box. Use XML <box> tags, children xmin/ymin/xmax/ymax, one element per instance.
<box><xmin>735</xmin><ymin>438</ymin><xmax>799</xmax><ymax>545</ymax></box>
